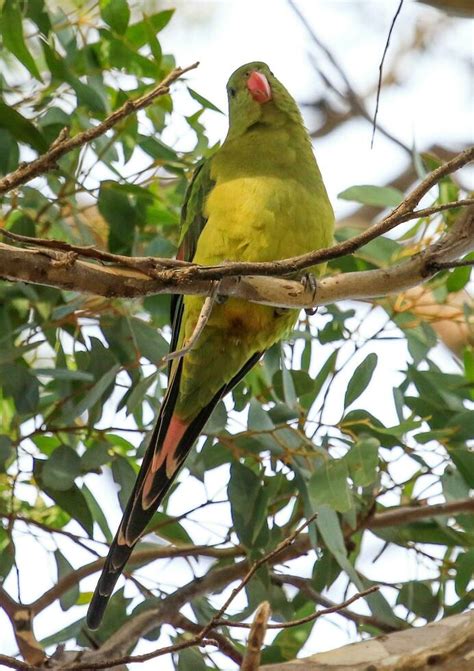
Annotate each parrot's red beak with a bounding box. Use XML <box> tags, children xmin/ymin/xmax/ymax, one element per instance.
<box><xmin>247</xmin><ymin>71</ymin><xmax>272</xmax><ymax>104</ymax></box>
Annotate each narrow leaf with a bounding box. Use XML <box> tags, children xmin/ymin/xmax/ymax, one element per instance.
<box><xmin>344</xmin><ymin>353</ymin><xmax>378</xmax><ymax>408</ymax></box>
<box><xmin>338</xmin><ymin>184</ymin><xmax>404</xmax><ymax>207</ymax></box>
<box><xmin>1</xmin><ymin>0</ymin><xmax>43</xmax><ymax>80</ymax></box>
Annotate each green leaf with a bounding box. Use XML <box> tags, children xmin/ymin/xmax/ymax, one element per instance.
<box><xmin>248</xmin><ymin>399</ymin><xmax>274</xmax><ymax>431</ymax></box>
<box><xmin>55</xmin><ymin>550</ymin><xmax>79</xmax><ymax>611</ymax></box>
<box><xmin>100</xmin><ymin>0</ymin><xmax>130</xmax><ymax>34</ymax></box>
<box><xmin>446</xmin><ymin>263</ymin><xmax>472</xmax><ymax>292</ymax></box>
<box><xmin>34</xmin><ymin>460</ymin><xmax>94</xmax><ymax>536</ymax></box>
<box><xmin>178</xmin><ymin>648</ymin><xmax>207</xmax><ymax>671</ymax></box>
<box><xmin>82</xmin><ymin>483</ymin><xmax>113</xmax><ymax>543</ymax></box>
<box><xmin>344</xmin><ymin>436</ymin><xmax>380</xmax><ymax>486</ymax></box>
<box><xmin>455</xmin><ymin>549</ymin><xmax>474</xmax><ymax>596</ymax></box>
<box><xmin>25</xmin><ymin>0</ymin><xmax>51</xmax><ymax>36</ymax></box>
<box><xmin>447</xmin><ymin>447</ymin><xmax>474</xmax><ymax>488</ymax></box>
<box><xmin>42</xmin><ymin>445</ymin><xmax>81</xmax><ymax>491</ymax></box>
<box><xmin>112</xmin><ymin>456</ymin><xmax>137</xmax><ymax>510</ymax></box>
<box><xmin>127</xmin><ymin>317</ymin><xmax>170</xmax><ymax>365</ymax></box>
<box><xmin>308</xmin><ymin>457</ymin><xmax>352</xmax><ymax>512</ymax></box>
<box><xmin>138</xmin><ymin>135</ymin><xmax>181</xmax><ymax>162</ymax></box>
<box><xmin>0</xmin><ymin>129</ymin><xmax>19</xmax><ymax>174</ymax></box>
<box><xmin>312</xmin><ymin>550</ymin><xmax>341</xmax><ymax>592</ymax></box>
<box><xmin>281</xmin><ymin>356</ymin><xmax>297</xmax><ymax>409</ymax></box>
<box><xmin>0</xmin><ymin>102</ymin><xmax>47</xmax><ymax>153</ymax></box>
<box><xmin>300</xmin><ymin>349</ymin><xmax>338</xmax><ymax>411</ymax></box>
<box><xmin>0</xmin><ymin>529</ymin><xmax>15</xmax><ymax>579</ymax></box>
<box><xmin>315</xmin><ymin>506</ymin><xmax>401</xmax><ymax>627</ymax></box>
<box><xmin>375</xmin><ymin>520</ymin><xmax>469</xmax><ymax>547</ymax></box>
<box><xmin>42</xmin><ymin>43</ymin><xmax>106</xmax><ymax>114</ymax></box>
<box><xmin>146</xmin><ymin>512</ymin><xmax>193</xmax><ymax>545</ymax></box>
<box><xmin>63</xmin><ymin>363</ymin><xmax>120</xmax><ymax>422</ymax></box>
<box><xmin>228</xmin><ymin>462</ymin><xmax>269</xmax><ymax>548</ymax></box>
<box><xmin>144</xmin><ymin>15</ymin><xmax>162</xmax><ymax>67</ymax></box>
<box><xmin>40</xmin><ymin>618</ymin><xmax>84</xmax><ymax>648</ymax></box>
<box><xmin>203</xmin><ymin>400</ymin><xmax>227</xmax><ymax>434</ymax></box>
<box><xmin>1</xmin><ymin>0</ymin><xmax>43</xmax><ymax>80</ymax></box>
<box><xmin>126</xmin><ymin>10</ymin><xmax>175</xmax><ymax>48</ymax></box>
<box><xmin>262</xmin><ymin>602</ymin><xmax>315</xmax><ymax>663</ymax></box>
<box><xmin>0</xmin><ymin>363</ymin><xmax>39</xmax><ymax>414</ymax></box>
<box><xmin>33</xmin><ymin>368</ymin><xmax>94</xmax><ymax>382</ymax></box>
<box><xmin>0</xmin><ymin>435</ymin><xmax>13</xmax><ymax>472</ymax></box>
<box><xmin>338</xmin><ymin>184</ymin><xmax>404</xmax><ymax>207</ymax></box>
<box><xmin>188</xmin><ymin>87</ymin><xmax>224</xmax><ymax>114</ymax></box>
<box><xmin>98</xmin><ymin>181</ymin><xmax>138</xmax><ymax>254</ymax></box>
<box><xmin>397</xmin><ymin>581</ymin><xmax>439</xmax><ymax>621</ymax></box>
<box><xmin>344</xmin><ymin>353</ymin><xmax>378</xmax><ymax>408</ymax></box>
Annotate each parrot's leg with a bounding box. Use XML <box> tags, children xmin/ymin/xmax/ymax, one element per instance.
<box><xmin>300</xmin><ymin>273</ymin><xmax>318</xmax><ymax>316</ymax></box>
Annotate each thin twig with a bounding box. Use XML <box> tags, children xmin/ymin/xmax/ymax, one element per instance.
<box><xmin>0</xmin><ymin>62</ymin><xmax>199</xmax><ymax>196</ymax></box>
<box><xmin>218</xmin><ymin>585</ymin><xmax>380</xmax><ymax>629</ymax></box>
<box><xmin>199</xmin><ymin>513</ymin><xmax>318</xmax><ymax>641</ymax></box>
<box><xmin>0</xmin><ymin>655</ymin><xmax>35</xmax><ymax>671</ymax></box>
<box><xmin>170</xmin><ymin>613</ymin><xmax>243</xmax><ymax>666</ymax></box>
<box><xmin>428</xmin><ymin>258</ymin><xmax>473</xmax><ymax>271</ymax></box>
<box><xmin>289</xmin><ymin>0</ymin><xmax>411</xmax><ymax>154</ymax></box>
<box><xmin>271</xmin><ymin>574</ymin><xmax>396</xmax><ymax>632</ymax></box>
<box><xmin>371</xmin><ymin>1</ymin><xmax>405</xmax><ymax>148</ymax></box>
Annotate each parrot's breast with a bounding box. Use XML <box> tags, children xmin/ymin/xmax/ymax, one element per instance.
<box><xmin>196</xmin><ymin>175</ymin><xmax>332</xmax><ymax>266</ymax></box>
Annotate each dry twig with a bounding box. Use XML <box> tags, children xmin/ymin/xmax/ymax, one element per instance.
<box><xmin>0</xmin><ymin>62</ymin><xmax>199</xmax><ymax>196</ymax></box>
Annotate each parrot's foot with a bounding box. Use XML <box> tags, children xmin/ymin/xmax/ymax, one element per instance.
<box><xmin>301</xmin><ymin>273</ymin><xmax>318</xmax><ymax>316</ymax></box>
<box><xmin>215</xmin><ymin>294</ymin><xmax>228</xmax><ymax>304</ymax></box>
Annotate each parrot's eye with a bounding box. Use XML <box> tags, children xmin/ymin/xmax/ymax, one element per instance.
<box><xmin>229</xmin><ymin>87</ymin><xmax>236</xmax><ymax>98</ymax></box>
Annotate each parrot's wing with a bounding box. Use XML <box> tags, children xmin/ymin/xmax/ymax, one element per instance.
<box><xmin>169</xmin><ymin>158</ymin><xmax>215</xmax><ymax>359</ymax></box>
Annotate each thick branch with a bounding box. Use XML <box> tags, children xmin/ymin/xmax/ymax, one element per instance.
<box><xmin>1</xmin><ymin>200</ymin><xmax>472</xmax><ymax>310</ymax></box>
<box><xmin>260</xmin><ymin>611</ymin><xmax>474</xmax><ymax>671</ymax></box>
<box><xmin>0</xmin><ymin>62</ymin><xmax>199</xmax><ymax>196</ymax></box>
<box><xmin>0</xmin><ymin>588</ymin><xmax>45</xmax><ymax>665</ymax></box>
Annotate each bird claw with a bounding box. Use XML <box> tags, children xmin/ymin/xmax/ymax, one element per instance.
<box><xmin>301</xmin><ymin>273</ymin><xmax>318</xmax><ymax>316</ymax></box>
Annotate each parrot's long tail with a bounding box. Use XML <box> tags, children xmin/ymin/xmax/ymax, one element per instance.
<box><xmin>86</xmin><ymin>352</ymin><xmax>263</xmax><ymax>630</ymax></box>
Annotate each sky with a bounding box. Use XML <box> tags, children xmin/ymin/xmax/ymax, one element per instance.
<box><xmin>1</xmin><ymin>1</ymin><xmax>473</xmax><ymax>669</ymax></box>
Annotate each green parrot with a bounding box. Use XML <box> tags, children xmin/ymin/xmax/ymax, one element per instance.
<box><xmin>87</xmin><ymin>62</ymin><xmax>334</xmax><ymax>629</ymax></box>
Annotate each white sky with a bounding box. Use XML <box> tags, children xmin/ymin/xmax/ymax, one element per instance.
<box><xmin>1</xmin><ymin>1</ymin><xmax>473</xmax><ymax>669</ymax></box>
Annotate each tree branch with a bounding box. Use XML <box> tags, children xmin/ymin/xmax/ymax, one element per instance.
<box><xmin>1</xmin><ymin>199</ymin><xmax>472</xmax><ymax>311</ymax></box>
<box><xmin>29</xmin><ymin>543</ymin><xmax>241</xmax><ymax>615</ymax></box>
<box><xmin>271</xmin><ymin>574</ymin><xmax>397</xmax><ymax>632</ymax></box>
<box><xmin>0</xmin><ymin>62</ymin><xmax>199</xmax><ymax>196</ymax></box>
<box><xmin>367</xmin><ymin>496</ymin><xmax>474</xmax><ymax>529</ymax></box>
<box><xmin>240</xmin><ymin>601</ymin><xmax>271</xmax><ymax>671</ymax></box>
<box><xmin>0</xmin><ymin>587</ymin><xmax>45</xmax><ymax>665</ymax></box>
<box><xmin>169</xmin><ymin>613</ymin><xmax>243</xmax><ymax>666</ymax></box>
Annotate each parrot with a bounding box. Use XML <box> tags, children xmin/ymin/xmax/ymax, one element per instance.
<box><xmin>87</xmin><ymin>61</ymin><xmax>334</xmax><ymax>629</ymax></box>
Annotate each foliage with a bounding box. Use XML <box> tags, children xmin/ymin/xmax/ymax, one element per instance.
<box><xmin>0</xmin><ymin>1</ymin><xmax>472</xmax><ymax>669</ymax></box>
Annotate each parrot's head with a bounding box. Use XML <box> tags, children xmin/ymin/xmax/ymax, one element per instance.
<box><xmin>226</xmin><ymin>61</ymin><xmax>302</xmax><ymax>135</ymax></box>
